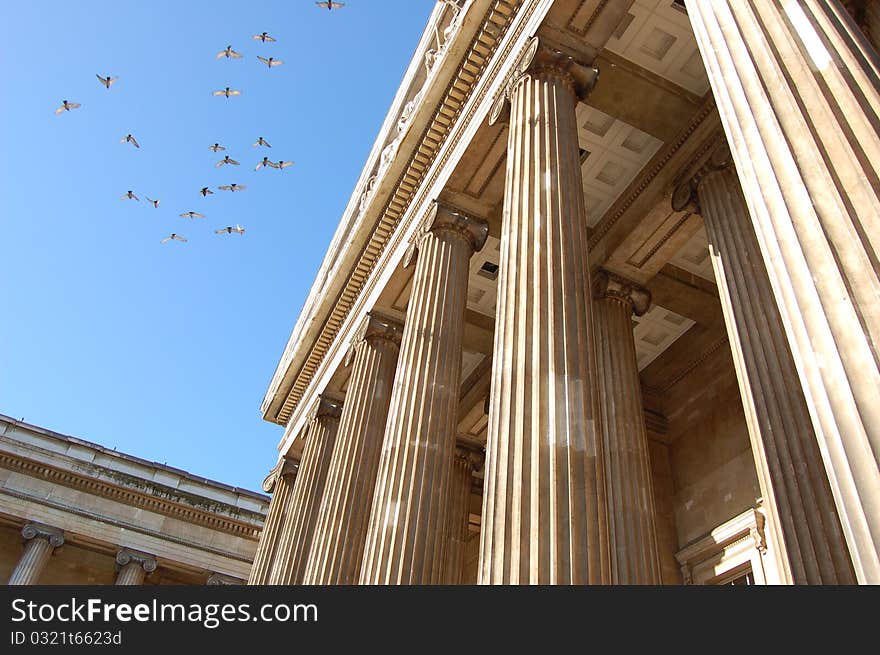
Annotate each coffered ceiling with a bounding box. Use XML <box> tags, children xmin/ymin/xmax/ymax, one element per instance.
<box><xmin>604</xmin><ymin>0</ymin><xmax>710</xmax><ymax>97</ymax></box>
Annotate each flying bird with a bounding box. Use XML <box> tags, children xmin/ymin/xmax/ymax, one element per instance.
<box><xmin>145</xmin><ymin>197</ymin><xmax>160</xmax><ymax>208</ymax></box>
<box><xmin>215</xmin><ymin>224</ymin><xmax>246</xmax><ymax>235</ymax></box>
<box><xmin>121</xmin><ymin>190</ymin><xmax>139</xmax><ymax>201</ymax></box>
<box><xmin>208</xmin><ymin>143</ymin><xmax>226</xmax><ymax>152</ymax></box>
<box><xmin>257</xmin><ymin>56</ymin><xmax>283</xmax><ymax>69</ymax></box>
<box><xmin>218</xmin><ymin>183</ymin><xmax>247</xmax><ymax>192</ymax></box>
<box><xmin>316</xmin><ymin>1</ymin><xmax>345</xmax><ymax>10</ymax></box>
<box><xmin>212</xmin><ymin>87</ymin><xmax>241</xmax><ymax>98</ymax></box>
<box><xmin>270</xmin><ymin>160</ymin><xmax>294</xmax><ymax>170</ymax></box>
<box><xmin>253</xmin><ymin>32</ymin><xmax>276</xmax><ymax>43</ymax></box>
<box><xmin>255</xmin><ymin>156</ymin><xmax>272</xmax><ymax>170</ymax></box>
<box><xmin>253</xmin><ymin>137</ymin><xmax>271</xmax><ymax>148</ymax></box>
<box><xmin>121</xmin><ymin>134</ymin><xmax>140</xmax><ymax>148</ymax></box>
<box><xmin>216</xmin><ymin>45</ymin><xmax>242</xmax><ymax>59</ymax></box>
<box><xmin>180</xmin><ymin>211</ymin><xmax>205</xmax><ymax>219</ymax></box>
<box><xmin>161</xmin><ymin>234</ymin><xmax>187</xmax><ymax>244</ymax></box>
<box><xmin>96</xmin><ymin>74</ymin><xmax>118</xmax><ymax>89</ymax></box>
<box><xmin>55</xmin><ymin>100</ymin><xmax>81</xmax><ymax>114</ymax></box>
<box><xmin>200</xmin><ymin>186</ymin><xmax>214</xmax><ymax>196</ymax></box>
<box><xmin>216</xmin><ymin>155</ymin><xmax>239</xmax><ymax>167</ymax></box>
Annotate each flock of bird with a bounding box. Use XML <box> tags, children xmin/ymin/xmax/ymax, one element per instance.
<box><xmin>53</xmin><ymin>1</ymin><xmax>349</xmax><ymax>245</ymax></box>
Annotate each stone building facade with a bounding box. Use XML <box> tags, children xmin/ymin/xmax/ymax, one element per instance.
<box><xmin>0</xmin><ymin>414</ymin><xmax>268</xmax><ymax>585</ymax></box>
<box><xmin>253</xmin><ymin>0</ymin><xmax>879</xmax><ymax>586</ymax></box>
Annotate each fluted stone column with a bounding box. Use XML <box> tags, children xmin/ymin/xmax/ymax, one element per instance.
<box><xmin>686</xmin><ymin>0</ymin><xmax>880</xmax><ymax>582</ymax></box>
<box><xmin>479</xmin><ymin>36</ymin><xmax>609</xmax><ymax>584</ymax></box>
<box><xmin>269</xmin><ymin>394</ymin><xmax>343</xmax><ymax>584</ymax></box>
<box><xmin>360</xmin><ymin>203</ymin><xmax>488</xmax><ymax>585</ymax></box>
<box><xmin>248</xmin><ymin>458</ymin><xmax>297</xmax><ymax>585</ymax></box>
<box><xmin>592</xmin><ymin>270</ymin><xmax>661</xmax><ymax>585</ymax></box>
<box><xmin>443</xmin><ymin>446</ymin><xmax>482</xmax><ymax>585</ymax></box>
<box><xmin>7</xmin><ymin>523</ymin><xmax>64</xmax><ymax>585</ymax></box>
<box><xmin>304</xmin><ymin>312</ymin><xmax>403</xmax><ymax>584</ymax></box>
<box><xmin>115</xmin><ymin>549</ymin><xmax>157</xmax><ymax>586</ymax></box>
<box><xmin>674</xmin><ymin>154</ymin><xmax>855</xmax><ymax>584</ymax></box>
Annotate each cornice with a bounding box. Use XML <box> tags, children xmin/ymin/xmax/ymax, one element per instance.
<box><xmin>0</xmin><ymin>451</ymin><xmax>264</xmax><ymax>540</ymax></box>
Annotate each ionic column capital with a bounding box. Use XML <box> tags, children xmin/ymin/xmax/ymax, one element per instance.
<box><xmin>307</xmin><ymin>393</ymin><xmax>344</xmax><ymax>424</ymax></box>
<box><xmin>22</xmin><ymin>523</ymin><xmax>64</xmax><ymax>549</ymax></box>
<box><xmin>490</xmin><ymin>36</ymin><xmax>599</xmax><ymax>125</ymax></box>
<box><xmin>345</xmin><ymin>311</ymin><xmax>404</xmax><ymax>366</ymax></box>
<box><xmin>261</xmin><ymin>457</ymin><xmax>298</xmax><ymax>493</ymax></box>
<box><xmin>405</xmin><ymin>201</ymin><xmax>489</xmax><ymax>267</ymax></box>
<box><xmin>592</xmin><ymin>269</ymin><xmax>651</xmax><ymax>317</ymax></box>
<box><xmin>115</xmin><ymin>549</ymin><xmax>157</xmax><ymax>574</ymax></box>
<box><xmin>671</xmin><ymin>143</ymin><xmax>734</xmax><ymax>214</ymax></box>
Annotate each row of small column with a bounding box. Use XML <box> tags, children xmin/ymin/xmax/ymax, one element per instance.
<box><xmin>6</xmin><ymin>523</ymin><xmax>158</xmax><ymax>585</ymax></box>
<box><xmin>251</xmin><ymin>37</ymin><xmax>665</xmax><ymax>585</ymax></box>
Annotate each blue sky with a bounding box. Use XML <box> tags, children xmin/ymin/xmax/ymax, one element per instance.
<box><xmin>0</xmin><ymin>1</ymin><xmax>434</xmax><ymax>492</ymax></box>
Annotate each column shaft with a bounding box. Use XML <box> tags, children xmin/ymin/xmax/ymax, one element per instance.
<box><xmin>479</xmin><ymin>38</ymin><xmax>609</xmax><ymax>584</ymax></box>
<box><xmin>9</xmin><ymin>541</ymin><xmax>52</xmax><ymax>586</ymax></box>
<box><xmin>7</xmin><ymin>524</ymin><xmax>64</xmax><ymax>585</ymax></box>
<box><xmin>304</xmin><ymin>313</ymin><xmax>403</xmax><ymax>584</ymax></box>
<box><xmin>593</xmin><ymin>272</ymin><xmax>661</xmax><ymax>584</ymax></box>
<box><xmin>691</xmin><ymin>164</ymin><xmax>855</xmax><ymax>583</ymax></box>
<box><xmin>270</xmin><ymin>395</ymin><xmax>343</xmax><ymax>584</ymax></box>
<box><xmin>443</xmin><ymin>448</ymin><xmax>480</xmax><ymax>584</ymax></box>
<box><xmin>248</xmin><ymin>460</ymin><xmax>297</xmax><ymax>585</ymax></box>
<box><xmin>686</xmin><ymin>0</ymin><xmax>880</xmax><ymax>582</ymax></box>
<box><xmin>360</xmin><ymin>204</ymin><xmax>487</xmax><ymax>584</ymax></box>
<box><xmin>115</xmin><ymin>564</ymin><xmax>145</xmax><ymax>586</ymax></box>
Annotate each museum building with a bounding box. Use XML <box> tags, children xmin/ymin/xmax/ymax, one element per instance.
<box><xmin>253</xmin><ymin>0</ymin><xmax>880</xmax><ymax>586</ymax></box>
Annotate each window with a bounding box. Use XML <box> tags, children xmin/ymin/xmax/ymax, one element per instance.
<box><xmin>675</xmin><ymin>505</ymin><xmax>781</xmax><ymax>585</ymax></box>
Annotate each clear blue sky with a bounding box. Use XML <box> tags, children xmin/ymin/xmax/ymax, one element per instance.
<box><xmin>0</xmin><ymin>1</ymin><xmax>434</xmax><ymax>492</ymax></box>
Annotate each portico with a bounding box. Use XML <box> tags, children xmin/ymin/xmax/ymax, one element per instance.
<box><xmin>255</xmin><ymin>0</ymin><xmax>878</xmax><ymax>585</ymax></box>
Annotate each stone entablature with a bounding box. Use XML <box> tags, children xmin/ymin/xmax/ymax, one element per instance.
<box><xmin>0</xmin><ymin>414</ymin><xmax>268</xmax><ymax>584</ymax></box>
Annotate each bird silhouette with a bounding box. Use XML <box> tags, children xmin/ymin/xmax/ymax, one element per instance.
<box><xmin>121</xmin><ymin>190</ymin><xmax>139</xmax><ymax>201</ymax></box>
<box><xmin>253</xmin><ymin>137</ymin><xmax>272</xmax><ymax>148</ymax></box>
<box><xmin>216</xmin><ymin>45</ymin><xmax>242</xmax><ymax>59</ymax></box>
<box><xmin>121</xmin><ymin>134</ymin><xmax>140</xmax><ymax>148</ymax></box>
<box><xmin>161</xmin><ymin>234</ymin><xmax>187</xmax><ymax>244</ymax></box>
<box><xmin>200</xmin><ymin>187</ymin><xmax>214</xmax><ymax>196</ymax></box>
<box><xmin>145</xmin><ymin>197</ymin><xmax>160</xmax><ymax>208</ymax></box>
<box><xmin>270</xmin><ymin>160</ymin><xmax>294</xmax><ymax>170</ymax></box>
<box><xmin>218</xmin><ymin>183</ymin><xmax>247</xmax><ymax>192</ymax></box>
<box><xmin>316</xmin><ymin>1</ymin><xmax>345</xmax><ymax>10</ymax></box>
<box><xmin>96</xmin><ymin>74</ymin><xmax>118</xmax><ymax>89</ymax></box>
<box><xmin>55</xmin><ymin>100</ymin><xmax>81</xmax><ymax>114</ymax></box>
<box><xmin>179</xmin><ymin>211</ymin><xmax>205</xmax><ymax>219</ymax></box>
<box><xmin>208</xmin><ymin>143</ymin><xmax>226</xmax><ymax>152</ymax></box>
<box><xmin>212</xmin><ymin>87</ymin><xmax>241</xmax><ymax>98</ymax></box>
<box><xmin>257</xmin><ymin>56</ymin><xmax>284</xmax><ymax>69</ymax></box>
<box><xmin>253</xmin><ymin>32</ymin><xmax>276</xmax><ymax>43</ymax></box>
<box><xmin>255</xmin><ymin>156</ymin><xmax>273</xmax><ymax>170</ymax></box>
<box><xmin>215</xmin><ymin>224</ymin><xmax>246</xmax><ymax>235</ymax></box>
<box><xmin>216</xmin><ymin>155</ymin><xmax>240</xmax><ymax>167</ymax></box>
